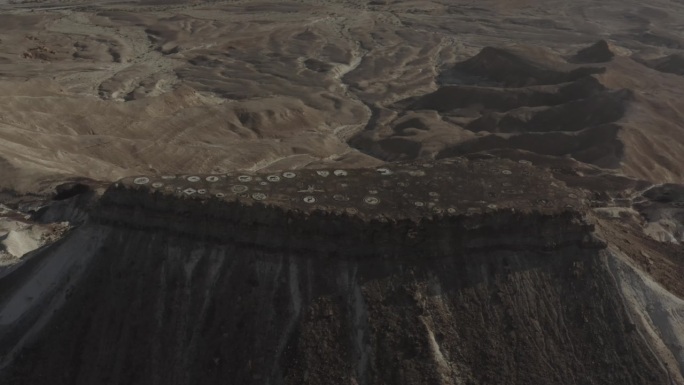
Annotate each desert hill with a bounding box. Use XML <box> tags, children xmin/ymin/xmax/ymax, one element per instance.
<box><xmin>1</xmin><ymin>0</ymin><xmax>684</xmax><ymax>384</ymax></box>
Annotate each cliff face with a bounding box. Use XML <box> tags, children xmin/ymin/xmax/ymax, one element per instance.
<box><xmin>0</xmin><ymin>183</ymin><xmax>675</xmax><ymax>385</ymax></box>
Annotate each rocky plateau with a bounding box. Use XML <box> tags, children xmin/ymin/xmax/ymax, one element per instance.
<box><xmin>1</xmin><ymin>0</ymin><xmax>684</xmax><ymax>384</ymax></box>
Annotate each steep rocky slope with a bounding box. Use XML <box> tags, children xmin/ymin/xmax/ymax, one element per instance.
<box><xmin>1</xmin><ymin>161</ymin><xmax>683</xmax><ymax>384</ymax></box>
<box><xmin>2</xmin><ymin>0</ymin><xmax>684</xmax><ymax>384</ymax></box>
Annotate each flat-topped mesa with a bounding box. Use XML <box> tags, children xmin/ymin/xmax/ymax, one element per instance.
<box><xmin>112</xmin><ymin>158</ymin><xmax>584</xmax><ymax>217</ymax></box>
<box><xmin>93</xmin><ymin>158</ymin><xmax>600</xmax><ymax>257</ymax></box>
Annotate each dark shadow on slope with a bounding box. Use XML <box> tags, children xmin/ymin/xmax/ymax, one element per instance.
<box><xmin>466</xmin><ymin>89</ymin><xmax>632</xmax><ymax>134</ymax></box>
<box><xmin>569</xmin><ymin>40</ymin><xmax>615</xmax><ymax>64</ymax></box>
<box><xmin>437</xmin><ymin>124</ymin><xmax>624</xmax><ymax>169</ymax></box>
<box><xmin>440</xmin><ymin>47</ymin><xmax>605</xmax><ymax>87</ymax></box>
<box><xmin>640</xmin><ymin>53</ymin><xmax>684</xmax><ymax>76</ymax></box>
<box><xmin>399</xmin><ymin>76</ymin><xmax>606</xmax><ymax>113</ymax></box>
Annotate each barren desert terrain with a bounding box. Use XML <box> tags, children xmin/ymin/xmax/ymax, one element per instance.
<box><xmin>0</xmin><ymin>0</ymin><xmax>684</xmax><ymax>192</ymax></box>
<box><xmin>1</xmin><ymin>0</ymin><xmax>684</xmax><ymax>384</ymax></box>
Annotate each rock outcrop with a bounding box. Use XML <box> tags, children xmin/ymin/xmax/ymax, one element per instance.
<box><xmin>0</xmin><ymin>162</ymin><xmax>680</xmax><ymax>385</ymax></box>
<box><xmin>571</xmin><ymin>40</ymin><xmax>616</xmax><ymax>64</ymax></box>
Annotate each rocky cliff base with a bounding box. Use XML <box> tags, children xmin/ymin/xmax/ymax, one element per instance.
<box><xmin>0</xmin><ymin>185</ymin><xmax>678</xmax><ymax>385</ymax></box>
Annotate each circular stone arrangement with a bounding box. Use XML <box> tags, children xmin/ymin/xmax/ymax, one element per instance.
<box><xmin>364</xmin><ymin>196</ymin><xmax>380</xmax><ymax>205</ymax></box>
<box><xmin>232</xmin><ymin>185</ymin><xmax>248</xmax><ymax>193</ymax></box>
<box><xmin>127</xmin><ymin>158</ymin><xmax>575</xmax><ymax>217</ymax></box>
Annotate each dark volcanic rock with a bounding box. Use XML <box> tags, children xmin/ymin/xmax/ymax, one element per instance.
<box><xmin>0</xmin><ymin>165</ymin><xmax>673</xmax><ymax>385</ymax></box>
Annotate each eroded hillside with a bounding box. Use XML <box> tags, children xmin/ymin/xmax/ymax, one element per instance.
<box><xmin>1</xmin><ymin>0</ymin><xmax>684</xmax><ymax>192</ymax></box>
<box><xmin>0</xmin><ymin>160</ymin><xmax>678</xmax><ymax>384</ymax></box>
<box><xmin>1</xmin><ymin>0</ymin><xmax>684</xmax><ymax>384</ymax></box>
